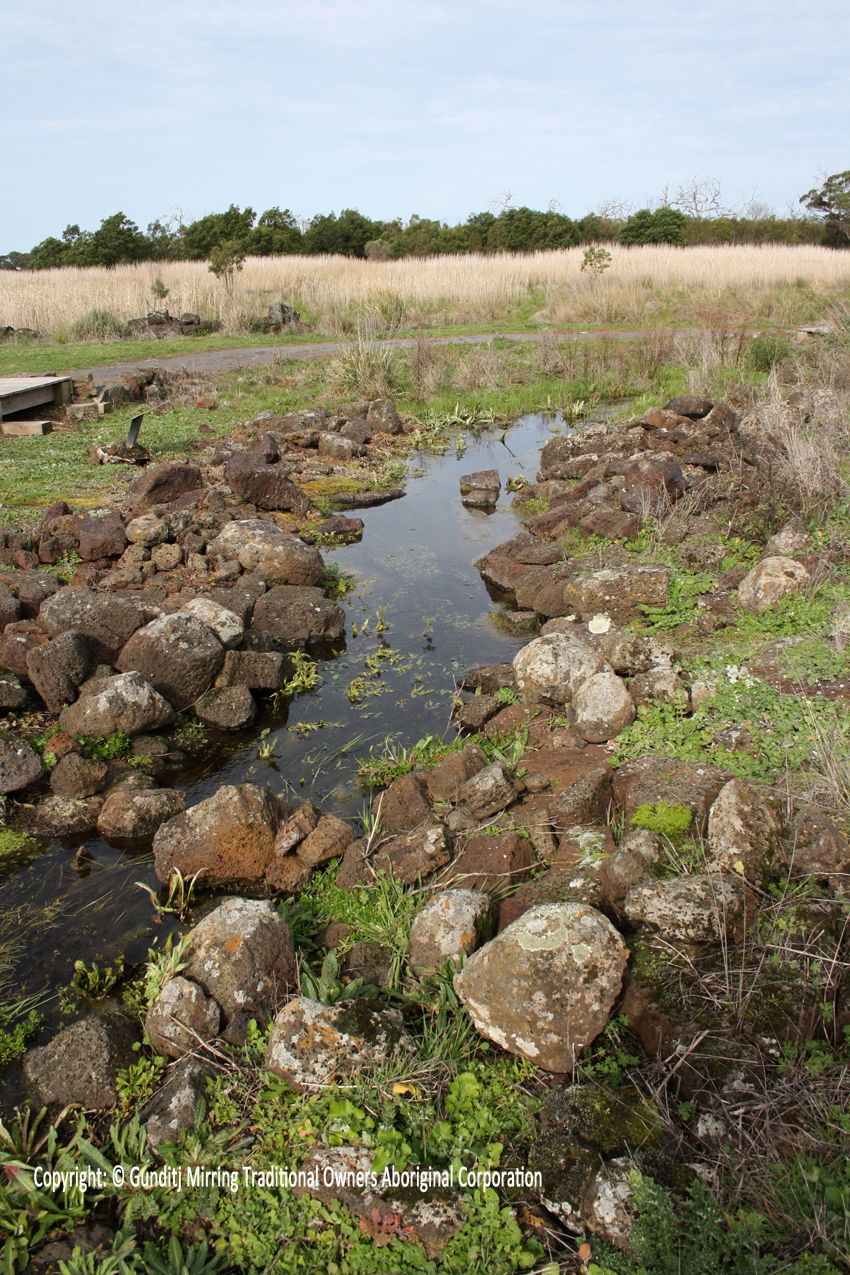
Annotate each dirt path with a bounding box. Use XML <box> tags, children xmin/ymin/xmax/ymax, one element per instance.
<box><xmin>67</xmin><ymin>329</ymin><xmax>695</xmax><ymax>382</ymax></box>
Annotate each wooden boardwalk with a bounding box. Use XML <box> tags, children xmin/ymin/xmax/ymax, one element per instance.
<box><xmin>0</xmin><ymin>375</ymin><xmax>73</xmax><ymax>422</ymax></box>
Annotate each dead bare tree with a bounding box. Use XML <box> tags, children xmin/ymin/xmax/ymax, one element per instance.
<box><xmin>596</xmin><ymin>197</ymin><xmax>634</xmax><ymax>221</ymax></box>
<box><xmin>487</xmin><ymin>191</ymin><xmax>515</xmax><ymax>214</ymax></box>
<box><xmin>673</xmin><ymin>175</ymin><xmax>730</xmax><ymax>218</ymax></box>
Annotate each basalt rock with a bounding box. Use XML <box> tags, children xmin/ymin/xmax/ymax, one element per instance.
<box><xmin>23</xmin><ymin>1014</ymin><xmax>139</xmax><ymax>1110</ymax></box>
<box><xmin>116</xmin><ymin>614</ymin><xmax>224</xmax><ymax>711</ymax></box>
<box><xmin>0</xmin><ymin>737</ymin><xmax>44</xmax><ymax>793</ymax></box>
<box><xmin>181</xmin><ymin>896</ymin><xmax>296</xmax><ymax>1024</ymax></box>
<box><xmin>454</xmin><ymin>902</ymin><xmax>628</xmax><ymax>1070</ymax></box>
<box><xmin>127</xmin><ymin>462</ymin><xmax>203</xmax><ymax>507</ymax></box>
<box><xmin>96</xmin><ymin>787</ymin><xmax>187</xmax><ymax>841</ymax></box>
<box><xmin>252</xmin><ymin>586</ymin><xmax>344</xmax><ymax>644</ymax></box>
<box><xmin>264</xmin><ymin>997</ymin><xmax>412</xmax><ymax>1090</ymax></box>
<box><xmin>407</xmin><ymin>889</ymin><xmax>493</xmax><ymax>972</ymax></box>
<box><xmin>38</xmin><ymin>587</ymin><xmax>144</xmax><ymax>663</ymax></box>
<box><xmin>207</xmin><ymin>520</ymin><xmax>323</xmax><ymax>586</ymax></box>
<box><xmin>59</xmin><ymin>671</ymin><xmax>174</xmax><ymax>738</ymax></box>
<box><xmin>152</xmin><ymin>783</ymin><xmax>284</xmax><ymax>884</ymax></box>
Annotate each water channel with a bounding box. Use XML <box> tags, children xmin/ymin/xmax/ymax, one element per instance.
<box><xmin>0</xmin><ymin>408</ymin><xmax>592</xmax><ymax>1105</ymax></box>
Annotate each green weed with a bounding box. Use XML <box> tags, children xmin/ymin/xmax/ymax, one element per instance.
<box><xmin>79</xmin><ymin>731</ymin><xmax>131</xmax><ymax>763</ymax></box>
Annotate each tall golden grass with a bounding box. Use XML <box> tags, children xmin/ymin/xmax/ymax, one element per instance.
<box><xmin>2</xmin><ymin>244</ymin><xmax>849</xmax><ymax>338</ymax></box>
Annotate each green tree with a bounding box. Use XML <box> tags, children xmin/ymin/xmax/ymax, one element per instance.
<box><xmin>249</xmin><ymin>207</ymin><xmax>303</xmax><ymax>255</ymax></box>
<box><xmin>84</xmin><ymin>212</ymin><xmax>149</xmax><ymax>266</ymax></box>
<box><xmin>180</xmin><ymin>204</ymin><xmax>256</xmax><ymax>259</ymax></box>
<box><xmin>302</xmin><ymin>209</ymin><xmax>383</xmax><ymax>257</ymax></box>
<box><xmin>209</xmin><ymin>239</ymin><xmax>246</xmax><ymax>296</ymax></box>
<box><xmin>28</xmin><ymin>237</ymin><xmax>69</xmax><ymax>269</ymax></box>
<box><xmin>618</xmin><ymin>206</ymin><xmax>687</xmax><ymax>246</ymax></box>
<box><xmin>800</xmin><ymin>170</ymin><xmax>850</xmax><ymax>246</ymax></box>
<box><xmin>493</xmin><ymin>206</ymin><xmax>581</xmax><ymax>251</ymax></box>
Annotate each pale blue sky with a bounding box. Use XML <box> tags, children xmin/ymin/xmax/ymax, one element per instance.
<box><xmin>1</xmin><ymin>0</ymin><xmax>847</xmax><ymax>250</ymax></box>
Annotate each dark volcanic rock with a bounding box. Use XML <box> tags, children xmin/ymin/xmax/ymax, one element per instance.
<box><xmin>23</xmin><ymin>1014</ymin><xmax>139</xmax><ymax>1110</ymax></box>
<box><xmin>128</xmin><ymin>462</ymin><xmax>204</xmax><ymax>506</ymax></box>
<box><xmin>152</xmin><ymin>783</ymin><xmax>284</xmax><ymax>884</ymax></box>
<box><xmin>116</xmin><ymin>614</ymin><xmax>224</xmax><ymax>711</ymax></box>
<box><xmin>225</xmin><ymin>453</ymin><xmax>312</xmax><ymax>512</ymax></box>
<box><xmin>73</xmin><ymin>510</ymin><xmax>128</xmax><ymax>561</ymax></box>
<box><xmin>26</xmin><ymin>631</ymin><xmax>92</xmax><ymax>713</ymax></box>
<box><xmin>38</xmin><ymin>588</ymin><xmax>145</xmax><ymax>663</ymax></box>
<box><xmin>252</xmin><ymin>586</ymin><xmax>344</xmax><ymax>644</ymax></box>
<box><xmin>195</xmin><ymin>685</ymin><xmax>257</xmax><ymax>730</ymax></box>
<box><xmin>0</xmin><ymin>737</ymin><xmax>43</xmax><ymax>793</ymax></box>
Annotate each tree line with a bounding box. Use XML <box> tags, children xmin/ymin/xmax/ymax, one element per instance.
<box><xmin>2</xmin><ymin>172</ymin><xmax>847</xmax><ymax>270</ymax></box>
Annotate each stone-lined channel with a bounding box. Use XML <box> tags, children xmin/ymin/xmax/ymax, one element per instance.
<box><xmin>0</xmin><ymin>408</ymin><xmax>594</xmax><ymax>1105</ymax></box>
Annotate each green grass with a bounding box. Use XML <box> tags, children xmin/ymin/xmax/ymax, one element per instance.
<box><xmin>0</xmin><ymin>402</ymin><xmax>237</xmax><ymax>519</ymax></box>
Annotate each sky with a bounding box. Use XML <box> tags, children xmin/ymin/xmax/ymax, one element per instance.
<box><xmin>1</xmin><ymin>0</ymin><xmax>848</xmax><ymax>250</ymax></box>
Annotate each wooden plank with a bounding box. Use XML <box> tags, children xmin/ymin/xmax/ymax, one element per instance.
<box><xmin>1</xmin><ymin>420</ymin><xmax>52</xmax><ymax>437</ymax></box>
<box><xmin>0</xmin><ymin>376</ymin><xmax>73</xmax><ymax>421</ymax></box>
<box><xmin>0</xmin><ymin>376</ymin><xmax>74</xmax><ymax>394</ymax></box>
<box><xmin>0</xmin><ymin>386</ymin><xmax>56</xmax><ymax>415</ymax></box>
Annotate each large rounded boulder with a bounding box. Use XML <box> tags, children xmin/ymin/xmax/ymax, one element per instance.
<box><xmin>454</xmin><ymin>902</ymin><xmax>628</xmax><ymax>1070</ymax></box>
<box><xmin>206</xmin><ymin>520</ymin><xmax>323</xmax><ymax>586</ymax></box>
<box><xmin>116</xmin><ymin>614</ymin><xmax>224</xmax><ymax>711</ymax></box>
<box><xmin>152</xmin><ymin>782</ymin><xmax>284</xmax><ymax>884</ymax></box>
<box><xmin>513</xmin><ymin>633</ymin><xmax>606</xmax><ymax>705</ymax></box>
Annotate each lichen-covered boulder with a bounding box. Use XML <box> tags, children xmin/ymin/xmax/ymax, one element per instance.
<box><xmin>0</xmin><ymin>736</ymin><xmax>44</xmax><ymax>794</ymax></box>
<box><xmin>582</xmin><ymin>1159</ymin><xmax>639</xmax><ymax>1251</ymax></box>
<box><xmin>152</xmin><ymin>783</ymin><xmax>283</xmax><ymax>884</ymax></box>
<box><xmin>180</xmin><ymin>597</ymin><xmax>244</xmax><ymax>648</ymax></box>
<box><xmin>572</xmin><ymin>670</ymin><xmax>635</xmax><ymax>743</ymax></box>
<box><xmin>408</xmin><ymin>889</ymin><xmax>493</xmax><ymax>972</ymax></box>
<box><xmin>116</xmin><ymin>614</ymin><xmax>224</xmax><ymax>712</ymax></box>
<box><xmin>181</xmin><ymin>897</ymin><xmax>296</xmax><ymax>1024</ymax></box>
<box><xmin>97</xmin><ymin>786</ymin><xmax>186</xmax><ymax>841</ymax></box>
<box><xmin>206</xmin><ymin>520</ymin><xmax>323</xmax><ymax>586</ymax></box>
<box><xmin>141</xmin><ymin>1056</ymin><xmax>213</xmax><ymax>1150</ymax></box>
<box><xmin>264</xmin><ymin>997</ymin><xmax>412</xmax><ymax>1090</ymax></box>
<box><xmin>513</xmin><ymin>633</ymin><xmax>606</xmax><ymax>705</ymax></box>
<box><xmin>454</xmin><ymin>902</ymin><xmax>628</xmax><ymax>1070</ymax></box>
<box><xmin>59</xmin><ymin>671</ymin><xmax>174</xmax><ymax>738</ymax></box>
<box><xmin>529</xmin><ymin>1085</ymin><xmax>665</xmax><ymax>1237</ymax></box>
<box><xmin>707</xmin><ymin>778</ymin><xmax>781</xmax><ymax>883</ymax></box>
<box><xmin>145</xmin><ymin>976</ymin><xmax>220</xmax><ymax>1058</ymax></box>
<box><xmin>737</xmin><ymin>556</ymin><xmax>809</xmax><ymax>614</ymax></box>
<box><xmin>559</xmin><ymin>565</ymin><xmax>670</xmax><ymax>625</ymax></box>
<box><xmin>623</xmin><ymin>874</ymin><xmax>748</xmax><ymax>941</ymax></box>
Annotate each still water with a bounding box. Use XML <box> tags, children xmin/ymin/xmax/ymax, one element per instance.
<box><xmin>0</xmin><ymin>409</ymin><xmax>583</xmax><ymax>1102</ymax></box>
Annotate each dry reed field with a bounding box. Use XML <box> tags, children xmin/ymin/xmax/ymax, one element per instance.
<box><xmin>2</xmin><ymin>244</ymin><xmax>850</xmax><ymax>339</ymax></box>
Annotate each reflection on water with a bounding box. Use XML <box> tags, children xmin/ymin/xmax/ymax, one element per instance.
<box><xmin>0</xmin><ymin>409</ymin><xmax>590</xmax><ymax>1103</ymax></box>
